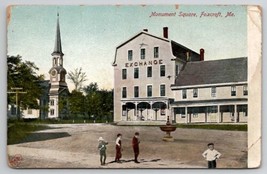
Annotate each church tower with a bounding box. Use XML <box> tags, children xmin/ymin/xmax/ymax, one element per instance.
<box><xmin>48</xmin><ymin>13</ymin><xmax>69</xmax><ymax>119</ymax></box>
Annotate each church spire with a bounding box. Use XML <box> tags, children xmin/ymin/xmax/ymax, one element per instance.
<box><xmin>52</xmin><ymin>12</ymin><xmax>64</xmax><ymax>56</ymax></box>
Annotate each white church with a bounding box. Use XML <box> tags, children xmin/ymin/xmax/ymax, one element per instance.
<box><xmin>8</xmin><ymin>13</ymin><xmax>69</xmax><ymax>119</ymax></box>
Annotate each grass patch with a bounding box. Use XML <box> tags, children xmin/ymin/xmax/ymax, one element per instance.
<box><xmin>8</xmin><ymin>121</ymin><xmax>51</xmax><ymax>145</ymax></box>
<box><xmin>20</xmin><ymin>119</ymin><xmax>110</xmax><ymax>124</ymax></box>
<box><xmin>176</xmin><ymin>124</ymin><xmax>247</xmax><ymax>131</ymax></box>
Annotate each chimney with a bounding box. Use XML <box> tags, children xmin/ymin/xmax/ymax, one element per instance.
<box><xmin>163</xmin><ymin>27</ymin><xmax>168</xmax><ymax>39</ymax></box>
<box><xmin>200</xmin><ymin>48</ymin><xmax>204</xmax><ymax>61</ymax></box>
<box><xmin>143</xmin><ymin>29</ymin><xmax>148</xmax><ymax>32</ymax></box>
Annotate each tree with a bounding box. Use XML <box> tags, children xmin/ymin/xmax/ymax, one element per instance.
<box><xmin>7</xmin><ymin>55</ymin><xmax>44</xmax><ymax>114</ymax></box>
<box><xmin>83</xmin><ymin>82</ymin><xmax>113</xmax><ymax>122</ymax></box>
<box><xmin>68</xmin><ymin>90</ymin><xmax>86</xmax><ymax>119</ymax></box>
<box><xmin>83</xmin><ymin>82</ymin><xmax>98</xmax><ymax>95</ymax></box>
<box><xmin>67</xmin><ymin>68</ymin><xmax>87</xmax><ymax>91</ymax></box>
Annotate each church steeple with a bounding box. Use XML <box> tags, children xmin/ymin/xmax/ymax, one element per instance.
<box><xmin>52</xmin><ymin>13</ymin><xmax>64</xmax><ymax>56</ymax></box>
<box><xmin>48</xmin><ymin>12</ymin><xmax>69</xmax><ymax>120</ymax></box>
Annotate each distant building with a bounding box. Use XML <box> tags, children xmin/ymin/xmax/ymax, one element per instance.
<box><xmin>171</xmin><ymin>57</ymin><xmax>248</xmax><ymax>123</ymax></box>
<box><xmin>112</xmin><ymin>27</ymin><xmax>203</xmax><ymax>122</ymax></box>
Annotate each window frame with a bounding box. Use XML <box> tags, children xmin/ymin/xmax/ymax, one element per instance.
<box><xmin>160</xmin><ymin>84</ymin><xmax>166</xmax><ymax>96</ymax></box>
<box><xmin>140</xmin><ymin>48</ymin><xmax>145</xmax><ymax>59</ymax></box>
<box><xmin>134</xmin><ymin>86</ymin><xmax>139</xmax><ymax>98</ymax></box>
<box><xmin>50</xmin><ymin>109</ymin><xmax>54</xmax><ymax>115</ymax></box>
<box><xmin>122</xmin><ymin>87</ymin><xmax>127</xmax><ymax>98</ymax></box>
<box><xmin>50</xmin><ymin>99</ymin><xmax>54</xmax><ymax>106</ymax></box>
<box><xmin>147</xmin><ymin>66</ymin><xmax>152</xmax><ymax>77</ymax></box>
<box><xmin>128</xmin><ymin>50</ymin><xmax>133</xmax><ymax>61</ymax></box>
<box><xmin>182</xmin><ymin>89</ymin><xmax>187</xmax><ymax>99</ymax></box>
<box><xmin>147</xmin><ymin>85</ymin><xmax>152</xmax><ymax>97</ymax></box>
<box><xmin>160</xmin><ymin>65</ymin><xmax>165</xmax><ymax>77</ymax></box>
<box><xmin>243</xmin><ymin>85</ymin><xmax>248</xmax><ymax>96</ymax></box>
<box><xmin>193</xmin><ymin>88</ymin><xmax>198</xmax><ymax>98</ymax></box>
<box><xmin>134</xmin><ymin>67</ymin><xmax>139</xmax><ymax>79</ymax></box>
<box><xmin>122</xmin><ymin>69</ymin><xmax>127</xmax><ymax>80</ymax></box>
<box><xmin>154</xmin><ymin>47</ymin><xmax>159</xmax><ymax>58</ymax></box>
<box><xmin>231</xmin><ymin>86</ymin><xmax>236</xmax><ymax>96</ymax></box>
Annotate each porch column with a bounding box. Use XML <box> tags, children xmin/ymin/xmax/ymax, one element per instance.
<box><xmin>185</xmin><ymin>107</ymin><xmax>188</xmax><ymax>124</ymax></box>
<box><xmin>121</xmin><ymin>102</ymin><xmax>124</xmax><ymax>121</ymax></box>
<box><xmin>135</xmin><ymin>102</ymin><xmax>138</xmax><ymax>121</ymax></box>
<box><xmin>149</xmin><ymin>101</ymin><xmax>153</xmax><ymax>120</ymax></box>
<box><xmin>234</xmin><ymin>105</ymin><xmax>238</xmax><ymax>123</ymax></box>
<box><xmin>126</xmin><ymin>108</ymin><xmax>128</xmax><ymax>121</ymax></box>
<box><xmin>217</xmin><ymin>105</ymin><xmax>220</xmax><ymax>123</ymax></box>
<box><xmin>171</xmin><ymin>107</ymin><xmax>175</xmax><ymax>123</ymax></box>
<box><xmin>165</xmin><ymin>101</ymin><xmax>168</xmax><ymax>121</ymax></box>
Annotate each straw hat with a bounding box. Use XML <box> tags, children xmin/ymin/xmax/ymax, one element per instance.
<box><xmin>98</xmin><ymin>137</ymin><xmax>104</xmax><ymax>141</ymax></box>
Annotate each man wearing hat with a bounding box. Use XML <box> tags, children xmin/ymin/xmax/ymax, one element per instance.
<box><xmin>132</xmin><ymin>132</ymin><xmax>140</xmax><ymax>163</ymax></box>
<box><xmin>98</xmin><ymin>137</ymin><xmax>108</xmax><ymax>165</ymax></box>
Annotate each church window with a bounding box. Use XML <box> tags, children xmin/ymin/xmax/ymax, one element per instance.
<box><xmin>50</xmin><ymin>99</ymin><xmax>54</xmax><ymax>106</ymax></box>
<box><xmin>50</xmin><ymin>109</ymin><xmax>54</xmax><ymax>115</ymax></box>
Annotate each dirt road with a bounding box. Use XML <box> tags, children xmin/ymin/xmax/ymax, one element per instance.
<box><xmin>7</xmin><ymin>124</ymin><xmax>247</xmax><ymax>168</ymax></box>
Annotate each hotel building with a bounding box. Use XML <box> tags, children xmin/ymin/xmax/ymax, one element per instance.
<box><xmin>113</xmin><ymin>27</ymin><xmax>203</xmax><ymax>122</ymax></box>
<box><xmin>113</xmin><ymin>28</ymin><xmax>248</xmax><ymax>123</ymax></box>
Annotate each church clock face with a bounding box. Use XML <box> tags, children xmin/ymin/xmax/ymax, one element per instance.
<box><xmin>51</xmin><ymin>70</ymin><xmax>57</xmax><ymax>77</ymax></box>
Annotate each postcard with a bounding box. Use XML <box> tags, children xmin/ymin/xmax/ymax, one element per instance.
<box><xmin>7</xmin><ymin>5</ymin><xmax>262</xmax><ymax>169</ymax></box>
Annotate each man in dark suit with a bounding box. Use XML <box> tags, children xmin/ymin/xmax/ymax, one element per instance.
<box><xmin>132</xmin><ymin>132</ymin><xmax>140</xmax><ymax>163</ymax></box>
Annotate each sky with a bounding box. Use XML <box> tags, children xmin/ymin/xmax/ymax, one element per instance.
<box><xmin>7</xmin><ymin>5</ymin><xmax>247</xmax><ymax>91</ymax></box>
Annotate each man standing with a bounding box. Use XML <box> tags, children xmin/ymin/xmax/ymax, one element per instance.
<box><xmin>98</xmin><ymin>137</ymin><xmax>108</xmax><ymax>166</ymax></box>
<box><xmin>132</xmin><ymin>132</ymin><xmax>140</xmax><ymax>163</ymax></box>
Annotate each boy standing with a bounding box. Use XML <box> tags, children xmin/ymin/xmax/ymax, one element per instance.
<box><xmin>202</xmin><ymin>143</ymin><xmax>221</xmax><ymax>168</ymax></box>
<box><xmin>115</xmin><ymin>133</ymin><xmax>122</xmax><ymax>163</ymax></box>
<box><xmin>132</xmin><ymin>132</ymin><xmax>140</xmax><ymax>163</ymax></box>
<box><xmin>98</xmin><ymin>137</ymin><xmax>108</xmax><ymax>166</ymax></box>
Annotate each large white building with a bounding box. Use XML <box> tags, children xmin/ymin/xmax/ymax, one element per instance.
<box><xmin>112</xmin><ymin>27</ymin><xmax>203</xmax><ymax>122</ymax></box>
<box><xmin>113</xmin><ymin>28</ymin><xmax>248</xmax><ymax>124</ymax></box>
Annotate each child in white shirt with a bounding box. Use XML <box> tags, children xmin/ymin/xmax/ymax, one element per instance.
<box><xmin>202</xmin><ymin>143</ymin><xmax>221</xmax><ymax>168</ymax></box>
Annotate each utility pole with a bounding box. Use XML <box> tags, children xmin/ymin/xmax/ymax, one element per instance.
<box><xmin>7</xmin><ymin>87</ymin><xmax>27</xmax><ymax>119</ymax></box>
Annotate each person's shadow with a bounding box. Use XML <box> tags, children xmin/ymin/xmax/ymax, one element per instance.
<box><xmin>107</xmin><ymin>158</ymin><xmax>161</xmax><ymax>164</ymax></box>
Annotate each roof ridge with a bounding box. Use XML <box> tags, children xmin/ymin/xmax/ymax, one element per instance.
<box><xmin>187</xmin><ymin>57</ymin><xmax>247</xmax><ymax>64</ymax></box>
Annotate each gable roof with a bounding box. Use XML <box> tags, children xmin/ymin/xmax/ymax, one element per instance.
<box><xmin>173</xmin><ymin>57</ymin><xmax>247</xmax><ymax>87</ymax></box>
<box><xmin>113</xmin><ymin>30</ymin><xmax>200</xmax><ymax>65</ymax></box>
<box><xmin>116</xmin><ymin>31</ymin><xmax>169</xmax><ymax>49</ymax></box>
